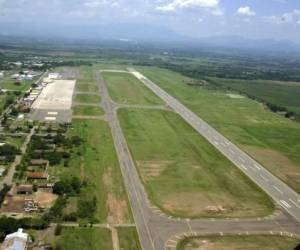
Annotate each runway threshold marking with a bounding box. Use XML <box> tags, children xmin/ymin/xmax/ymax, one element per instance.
<box><xmin>289</xmin><ymin>199</ymin><xmax>300</xmax><ymax>208</ymax></box>
<box><xmin>280</xmin><ymin>200</ymin><xmax>291</xmax><ymax>208</ymax></box>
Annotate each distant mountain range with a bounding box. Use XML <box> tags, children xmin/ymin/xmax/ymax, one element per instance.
<box><xmin>0</xmin><ymin>22</ymin><xmax>300</xmax><ymax>52</ymax></box>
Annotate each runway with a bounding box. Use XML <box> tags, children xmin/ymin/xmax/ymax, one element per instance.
<box><xmin>130</xmin><ymin>69</ymin><xmax>300</xmax><ymax>223</ymax></box>
<box><xmin>96</xmin><ymin>69</ymin><xmax>300</xmax><ymax>250</ymax></box>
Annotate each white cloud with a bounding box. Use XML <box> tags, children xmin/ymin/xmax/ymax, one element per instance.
<box><xmin>264</xmin><ymin>9</ymin><xmax>300</xmax><ymax>24</ymax></box>
<box><xmin>84</xmin><ymin>0</ymin><xmax>117</xmax><ymax>8</ymax></box>
<box><xmin>157</xmin><ymin>0</ymin><xmax>219</xmax><ymax>12</ymax></box>
<box><xmin>211</xmin><ymin>9</ymin><xmax>223</xmax><ymax>16</ymax></box>
<box><xmin>236</xmin><ymin>6</ymin><xmax>256</xmax><ymax>16</ymax></box>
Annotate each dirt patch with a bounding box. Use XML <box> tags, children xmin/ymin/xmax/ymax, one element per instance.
<box><xmin>245</xmin><ymin>146</ymin><xmax>300</xmax><ymax>190</ymax></box>
<box><xmin>103</xmin><ymin>168</ymin><xmax>129</xmax><ymax>224</ymax></box>
<box><xmin>106</xmin><ymin>193</ymin><xmax>129</xmax><ymax>224</ymax></box>
<box><xmin>137</xmin><ymin>160</ymin><xmax>172</xmax><ymax>181</ymax></box>
<box><xmin>34</xmin><ymin>192</ymin><xmax>57</xmax><ymax>208</ymax></box>
<box><xmin>1</xmin><ymin>195</ymin><xmax>24</xmax><ymax>213</ymax></box>
<box><xmin>226</xmin><ymin>93</ymin><xmax>245</xmax><ymax>99</ymax></box>
<box><xmin>162</xmin><ymin>193</ymin><xmax>231</xmax><ymax>217</ymax></box>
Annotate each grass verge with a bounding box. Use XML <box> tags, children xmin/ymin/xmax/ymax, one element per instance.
<box><xmin>137</xmin><ymin>67</ymin><xmax>300</xmax><ymax>193</ymax></box>
<box><xmin>118</xmin><ymin>227</ymin><xmax>141</xmax><ymax>250</ymax></box>
<box><xmin>177</xmin><ymin>235</ymin><xmax>300</xmax><ymax>250</ymax></box>
<box><xmin>75</xmin><ymin>94</ymin><xmax>101</xmax><ymax>103</ymax></box>
<box><xmin>55</xmin><ymin>227</ymin><xmax>112</xmax><ymax>250</ymax></box>
<box><xmin>118</xmin><ymin>108</ymin><xmax>274</xmax><ymax>218</ymax></box>
<box><xmin>103</xmin><ymin>72</ymin><xmax>164</xmax><ymax>105</ymax></box>
<box><xmin>73</xmin><ymin>106</ymin><xmax>105</xmax><ymax>116</ymax></box>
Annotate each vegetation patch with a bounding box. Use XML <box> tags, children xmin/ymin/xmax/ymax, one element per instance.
<box><xmin>55</xmin><ymin>227</ymin><xmax>113</xmax><ymax>250</ymax></box>
<box><xmin>76</xmin><ymin>83</ymin><xmax>98</xmax><ymax>92</ymax></box>
<box><xmin>75</xmin><ymin>94</ymin><xmax>101</xmax><ymax>103</ymax></box>
<box><xmin>73</xmin><ymin>106</ymin><xmax>104</xmax><ymax>116</ymax></box>
<box><xmin>118</xmin><ymin>108</ymin><xmax>274</xmax><ymax>218</ymax></box>
<box><xmin>118</xmin><ymin>227</ymin><xmax>141</xmax><ymax>250</ymax></box>
<box><xmin>138</xmin><ymin>67</ymin><xmax>300</xmax><ymax>193</ymax></box>
<box><xmin>177</xmin><ymin>235</ymin><xmax>300</xmax><ymax>250</ymax></box>
<box><xmin>103</xmin><ymin>72</ymin><xmax>163</xmax><ymax>105</ymax></box>
<box><xmin>59</xmin><ymin>119</ymin><xmax>132</xmax><ymax>223</ymax></box>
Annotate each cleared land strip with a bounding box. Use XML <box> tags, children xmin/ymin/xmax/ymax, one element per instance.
<box><xmin>129</xmin><ymin>69</ymin><xmax>300</xmax><ymax>223</ymax></box>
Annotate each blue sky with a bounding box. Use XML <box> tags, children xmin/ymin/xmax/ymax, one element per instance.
<box><xmin>0</xmin><ymin>0</ymin><xmax>299</xmax><ymax>42</ymax></box>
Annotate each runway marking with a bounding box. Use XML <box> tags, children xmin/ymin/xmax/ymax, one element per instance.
<box><xmin>240</xmin><ymin>164</ymin><xmax>247</xmax><ymax>170</ymax></box>
<box><xmin>213</xmin><ymin>141</ymin><xmax>219</xmax><ymax>145</ymax></box>
<box><xmin>47</xmin><ymin>111</ymin><xmax>58</xmax><ymax>115</ymax></box>
<box><xmin>260</xmin><ymin>175</ymin><xmax>269</xmax><ymax>182</ymax></box>
<box><xmin>280</xmin><ymin>200</ymin><xmax>291</xmax><ymax>208</ymax></box>
<box><xmin>289</xmin><ymin>199</ymin><xmax>300</xmax><ymax>208</ymax></box>
<box><xmin>44</xmin><ymin>116</ymin><xmax>56</xmax><ymax>121</ymax></box>
<box><xmin>239</xmin><ymin>157</ymin><xmax>245</xmax><ymax>163</ymax></box>
<box><xmin>273</xmin><ymin>185</ymin><xmax>283</xmax><ymax>194</ymax></box>
<box><xmin>253</xmin><ymin>164</ymin><xmax>261</xmax><ymax>170</ymax></box>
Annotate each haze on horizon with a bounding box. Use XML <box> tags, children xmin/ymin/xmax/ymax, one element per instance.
<box><xmin>0</xmin><ymin>0</ymin><xmax>299</xmax><ymax>43</ymax></box>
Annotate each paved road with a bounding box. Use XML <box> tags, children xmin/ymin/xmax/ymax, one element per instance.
<box><xmin>96</xmin><ymin>70</ymin><xmax>300</xmax><ymax>250</ymax></box>
<box><xmin>130</xmin><ymin>69</ymin><xmax>300</xmax><ymax>223</ymax></box>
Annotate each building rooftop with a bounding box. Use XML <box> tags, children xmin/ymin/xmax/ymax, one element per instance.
<box><xmin>1</xmin><ymin>228</ymin><xmax>28</xmax><ymax>250</ymax></box>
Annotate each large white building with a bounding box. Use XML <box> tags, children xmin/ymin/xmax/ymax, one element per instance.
<box><xmin>48</xmin><ymin>73</ymin><xmax>60</xmax><ymax>80</ymax></box>
<box><xmin>1</xmin><ymin>228</ymin><xmax>28</xmax><ymax>250</ymax></box>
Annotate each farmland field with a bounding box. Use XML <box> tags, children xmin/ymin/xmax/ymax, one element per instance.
<box><xmin>137</xmin><ymin>67</ymin><xmax>300</xmax><ymax>193</ymax></box>
<box><xmin>102</xmin><ymin>72</ymin><xmax>164</xmax><ymax>105</ymax></box>
<box><xmin>55</xmin><ymin>228</ymin><xmax>112</xmax><ymax>250</ymax></box>
<box><xmin>118</xmin><ymin>108</ymin><xmax>274</xmax><ymax>218</ymax></box>
<box><xmin>53</xmin><ymin>119</ymin><xmax>132</xmax><ymax>223</ymax></box>
<box><xmin>75</xmin><ymin>94</ymin><xmax>101</xmax><ymax>103</ymax></box>
<box><xmin>208</xmin><ymin>77</ymin><xmax>300</xmax><ymax>117</ymax></box>
<box><xmin>177</xmin><ymin>235</ymin><xmax>300</xmax><ymax>250</ymax></box>
<box><xmin>72</xmin><ymin>105</ymin><xmax>105</xmax><ymax>116</ymax></box>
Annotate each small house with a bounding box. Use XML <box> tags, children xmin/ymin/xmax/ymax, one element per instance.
<box><xmin>30</xmin><ymin>159</ymin><xmax>49</xmax><ymax>166</ymax></box>
<box><xmin>17</xmin><ymin>185</ymin><xmax>33</xmax><ymax>195</ymax></box>
<box><xmin>27</xmin><ymin>172</ymin><xmax>49</xmax><ymax>180</ymax></box>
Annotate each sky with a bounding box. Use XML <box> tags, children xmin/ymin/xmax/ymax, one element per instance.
<box><xmin>0</xmin><ymin>0</ymin><xmax>299</xmax><ymax>42</ymax></box>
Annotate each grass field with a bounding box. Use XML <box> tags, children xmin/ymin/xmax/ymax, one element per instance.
<box><xmin>177</xmin><ymin>235</ymin><xmax>300</xmax><ymax>250</ymax></box>
<box><xmin>72</xmin><ymin>105</ymin><xmax>105</xmax><ymax>116</ymax></box>
<box><xmin>53</xmin><ymin>119</ymin><xmax>132</xmax><ymax>223</ymax></box>
<box><xmin>0</xmin><ymin>71</ymin><xmax>37</xmax><ymax>91</ymax></box>
<box><xmin>102</xmin><ymin>72</ymin><xmax>164</xmax><ymax>105</ymax></box>
<box><xmin>138</xmin><ymin>67</ymin><xmax>300</xmax><ymax>193</ymax></box>
<box><xmin>208</xmin><ymin>77</ymin><xmax>300</xmax><ymax>117</ymax></box>
<box><xmin>118</xmin><ymin>227</ymin><xmax>141</xmax><ymax>250</ymax></box>
<box><xmin>77</xmin><ymin>66</ymin><xmax>96</xmax><ymax>85</ymax></box>
<box><xmin>118</xmin><ymin>108</ymin><xmax>274</xmax><ymax>218</ymax></box>
<box><xmin>75</xmin><ymin>94</ymin><xmax>101</xmax><ymax>103</ymax></box>
<box><xmin>76</xmin><ymin>83</ymin><xmax>99</xmax><ymax>92</ymax></box>
<box><xmin>55</xmin><ymin>228</ymin><xmax>112</xmax><ymax>250</ymax></box>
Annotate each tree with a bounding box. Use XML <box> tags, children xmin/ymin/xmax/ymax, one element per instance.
<box><xmin>54</xmin><ymin>224</ymin><xmax>62</xmax><ymax>236</ymax></box>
